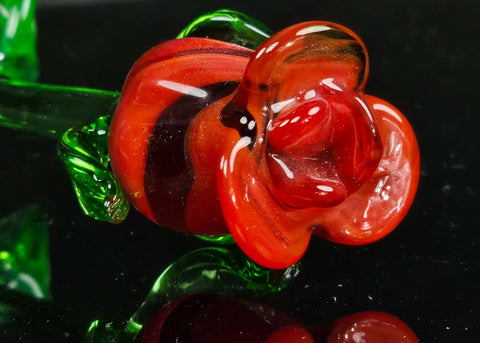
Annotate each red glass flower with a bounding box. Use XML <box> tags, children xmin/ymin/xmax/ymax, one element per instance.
<box><xmin>109</xmin><ymin>21</ymin><xmax>419</xmax><ymax>269</ymax></box>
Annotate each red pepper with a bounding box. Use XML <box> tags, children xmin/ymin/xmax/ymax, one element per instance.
<box><xmin>109</xmin><ymin>22</ymin><xmax>419</xmax><ymax>269</ymax></box>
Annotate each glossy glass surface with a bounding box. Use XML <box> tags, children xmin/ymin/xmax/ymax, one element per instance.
<box><xmin>133</xmin><ymin>294</ymin><xmax>418</xmax><ymax>343</ymax></box>
<box><xmin>0</xmin><ymin>204</ymin><xmax>50</xmax><ymax>300</ymax></box>
<box><xmin>109</xmin><ymin>38</ymin><xmax>252</xmax><ymax>234</ymax></box>
<box><xmin>314</xmin><ymin>311</ymin><xmax>419</xmax><ymax>343</ymax></box>
<box><xmin>0</xmin><ymin>0</ymin><xmax>38</xmax><ymax>82</ymax></box>
<box><xmin>110</xmin><ymin>17</ymin><xmax>419</xmax><ymax>269</ymax></box>
<box><xmin>58</xmin><ymin>115</ymin><xmax>130</xmax><ymax>223</ymax></box>
<box><xmin>85</xmin><ymin>246</ymin><xmax>298</xmax><ymax>342</ymax></box>
<box><xmin>177</xmin><ymin>9</ymin><xmax>273</xmax><ymax>49</ymax></box>
<box><xmin>1</xmin><ymin>6</ymin><xmax>418</xmax><ymax>270</ymax></box>
<box><xmin>135</xmin><ymin>294</ymin><xmax>297</xmax><ymax>343</ymax></box>
<box><xmin>0</xmin><ymin>0</ymin><xmax>126</xmax><ymax>223</ymax></box>
<box><xmin>127</xmin><ymin>246</ymin><xmax>298</xmax><ymax>331</ymax></box>
<box><xmin>109</xmin><ymin>10</ymin><xmax>266</xmax><ymax>236</ymax></box>
<box><xmin>0</xmin><ymin>2</ymin><xmax>477</xmax><ymax>342</ymax></box>
<box><xmin>0</xmin><ymin>80</ymin><xmax>119</xmax><ymax>138</ymax></box>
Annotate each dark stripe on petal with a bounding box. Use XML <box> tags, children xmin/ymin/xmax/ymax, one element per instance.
<box><xmin>144</xmin><ymin>81</ymin><xmax>239</xmax><ymax>230</ymax></box>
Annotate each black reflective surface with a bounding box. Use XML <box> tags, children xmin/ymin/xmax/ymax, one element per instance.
<box><xmin>1</xmin><ymin>0</ymin><xmax>479</xmax><ymax>341</ymax></box>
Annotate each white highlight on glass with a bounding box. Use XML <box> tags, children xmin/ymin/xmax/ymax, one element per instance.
<box><xmin>271</xmin><ymin>98</ymin><xmax>295</xmax><ymax>113</ymax></box>
<box><xmin>304</xmin><ymin>89</ymin><xmax>316</xmax><ymax>100</ymax></box>
<box><xmin>296</xmin><ymin>25</ymin><xmax>331</xmax><ymax>36</ymax></box>
<box><xmin>322</xmin><ymin>78</ymin><xmax>343</xmax><ymax>92</ymax></box>
<box><xmin>316</xmin><ymin>185</ymin><xmax>334</xmax><ymax>192</ymax></box>
<box><xmin>372</xmin><ymin>102</ymin><xmax>403</xmax><ymax>123</ymax></box>
<box><xmin>230</xmin><ymin>136</ymin><xmax>251</xmax><ymax>173</ymax></box>
<box><xmin>270</xmin><ymin>154</ymin><xmax>294</xmax><ymax>179</ymax></box>
<box><xmin>265</xmin><ymin>41</ymin><xmax>279</xmax><ymax>53</ymax></box>
<box><xmin>157</xmin><ymin>80</ymin><xmax>208</xmax><ymax>98</ymax></box>
<box><xmin>308</xmin><ymin>106</ymin><xmax>320</xmax><ymax>116</ymax></box>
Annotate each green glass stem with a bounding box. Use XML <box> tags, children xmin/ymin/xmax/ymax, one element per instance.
<box><xmin>0</xmin><ymin>80</ymin><xmax>119</xmax><ymax>138</ymax></box>
<box><xmin>0</xmin><ymin>80</ymin><xmax>127</xmax><ymax>222</ymax></box>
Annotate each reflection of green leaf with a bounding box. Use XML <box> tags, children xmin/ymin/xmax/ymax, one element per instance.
<box><xmin>0</xmin><ymin>0</ymin><xmax>38</xmax><ymax>82</ymax></box>
<box><xmin>85</xmin><ymin>246</ymin><xmax>299</xmax><ymax>342</ymax></box>
<box><xmin>85</xmin><ymin>320</ymin><xmax>132</xmax><ymax>343</ymax></box>
<box><xmin>58</xmin><ymin>115</ymin><xmax>129</xmax><ymax>223</ymax></box>
<box><xmin>0</xmin><ymin>302</ymin><xmax>18</xmax><ymax>327</ymax></box>
<box><xmin>0</xmin><ymin>204</ymin><xmax>50</xmax><ymax>300</ymax></box>
<box><xmin>194</xmin><ymin>233</ymin><xmax>235</xmax><ymax>244</ymax></box>
<box><xmin>128</xmin><ymin>246</ymin><xmax>299</xmax><ymax>331</ymax></box>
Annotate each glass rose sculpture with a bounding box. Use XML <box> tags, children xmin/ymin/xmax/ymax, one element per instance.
<box><xmin>0</xmin><ymin>7</ymin><xmax>419</xmax><ymax>270</ymax></box>
<box><xmin>108</xmin><ymin>11</ymin><xmax>420</xmax><ymax>269</ymax></box>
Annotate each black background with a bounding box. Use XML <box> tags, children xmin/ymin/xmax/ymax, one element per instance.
<box><xmin>1</xmin><ymin>0</ymin><xmax>479</xmax><ymax>341</ymax></box>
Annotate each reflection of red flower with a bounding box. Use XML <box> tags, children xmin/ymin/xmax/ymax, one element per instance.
<box><xmin>134</xmin><ymin>294</ymin><xmax>418</xmax><ymax>343</ymax></box>
<box><xmin>135</xmin><ymin>294</ymin><xmax>297</xmax><ymax>343</ymax></box>
<box><xmin>110</xmin><ymin>21</ymin><xmax>419</xmax><ymax>269</ymax></box>
<box><xmin>310</xmin><ymin>312</ymin><xmax>420</xmax><ymax>343</ymax></box>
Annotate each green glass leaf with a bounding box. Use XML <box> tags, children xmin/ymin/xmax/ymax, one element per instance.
<box><xmin>0</xmin><ymin>0</ymin><xmax>38</xmax><ymax>81</ymax></box>
<box><xmin>178</xmin><ymin>9</ymin><xmax>272</xmax><ymax>49</ymax></box>
<box><xmin>85</xmin><ymin>246</ymin><xmax>299</xmax><ymax>342</ymax></box>
<box><xmin>0</xmin><ymin>204</ymin><xmax>50</xmax><ymax>300</ymax></box>
<box><xmin>58</xmin><ymin>115</ymin><xmax>129</xmax><ymax>223</ymax></box>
